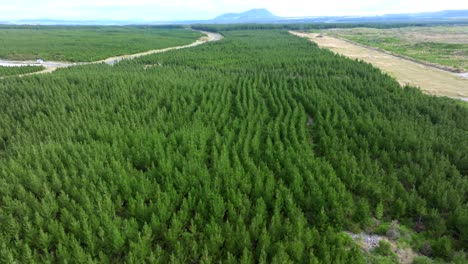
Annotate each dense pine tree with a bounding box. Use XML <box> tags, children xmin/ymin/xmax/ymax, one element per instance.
<box><xmin>0</xmin><ymin>29</ymin><xmax>466</xmax><ymax>263</ymax></box>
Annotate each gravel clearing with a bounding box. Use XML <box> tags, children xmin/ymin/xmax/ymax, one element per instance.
<box><xmin>346</xmin><ymin>232</ymin><xmax>382</xmax><ymax>251</ymax></box>
<box><xmin>346</xmin><ymin>231</ymin><xmax>419</xmax><ymax>264</ymax></box>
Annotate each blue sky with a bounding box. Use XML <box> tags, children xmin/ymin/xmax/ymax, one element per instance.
<box><xmin>3</xmin><ymin>0</ymin><xmax>468</xmax><ymax>21</ymax></box>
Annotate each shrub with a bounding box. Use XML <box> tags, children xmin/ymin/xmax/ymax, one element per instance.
<box><xmin>412</xmin><ymin>256</ymin><xmax>433</xmax><ymax>264</ymax></box>
<box><xmin>386</xmin><ymin>221</ymin><xmax>401</xmax><ymax>240</ymax></box>
<box><xmin>431</xmin><ymin>236</ymin><xmax>454</xmax><ymax>260</ymax></box>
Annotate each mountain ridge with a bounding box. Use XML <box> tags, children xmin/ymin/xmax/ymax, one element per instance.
<box><xmin>213</xmin><ymin>8</ymin><xmax>278</xmax><ymax>22</ymax></box>
<box><xmin>2</xmin><ymin>9</ymin><xmax>468</xmax><ymax>25</ymax></box>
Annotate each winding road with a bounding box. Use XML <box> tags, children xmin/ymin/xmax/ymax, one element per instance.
<box><xmin>0</xmin><ymin>30</ymin><xmax>223</xmax><ymax>78</ymax></box>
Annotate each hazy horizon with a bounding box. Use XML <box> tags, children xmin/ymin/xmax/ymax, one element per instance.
<box><xmin>2</xmin><ymin>0</ymin><xmax>468</xmax><ymax>21</ymax></box>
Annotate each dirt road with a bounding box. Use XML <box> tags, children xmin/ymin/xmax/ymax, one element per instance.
<box><xmin>0</xmin><ymin>31</ymin><xmax>223</xmax><ymax>77</ymax></box>
<box><xmin>290</xmin><ymin>31</ymin><xmax>467</xmax><ymax>100</ymax></box>
<box><xmin>96</xmin><ymin>31</ymin><xmax>223</xmax><ymax>66</ymax></box>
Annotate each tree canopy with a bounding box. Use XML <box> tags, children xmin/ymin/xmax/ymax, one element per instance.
<box><xmin>0</xmin><ymin>29</ymin><xmax>466</xmax><ymax>263</ymax></box>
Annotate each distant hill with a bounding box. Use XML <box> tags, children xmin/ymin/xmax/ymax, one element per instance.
<box><xmin>409</xmin><ymin>9</ymin><xmax>468</xmax><ymax>18</ymax></box>
<box><xmin>358</xmin><ymin>9</ymin><xmax>468</xmax><ymax>21</ymax></box>
<box><xmin>209</xmin><ymin>9</ymin><xmax>468</xmax><ymax>24</ymax></box>
<box><xmin>295</xmin><ymin>10</ymin><xmax>468</xmax><ymax>23</ymax></box>
<box><xmin>5</xmin><ymin>19</ymin><xmax>137</xmax><ymax>26</ymax></box>
<box><xmin>212</xmin><ymin>8</ymin><xmax>278</xmax><ymax>23</ymax></box>
<box><xmin>1</xmin><ymin>9</ymin><xmax>467</xmax><ymax>25</ymax></box>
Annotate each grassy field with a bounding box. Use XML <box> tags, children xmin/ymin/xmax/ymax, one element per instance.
<box><xmin>0</xmin><ymin>65</ymin><xmax>45</xmax><ymax>77</ymax></box>
<box><xmin>0</xmin><ymin>26</ymin><xmax>202</xmax><ymax>62</ymax></box>
<box><xmin>322</xmin><ymin>26</ymin><xmax>468</xmax><ymax>71</ymax></box>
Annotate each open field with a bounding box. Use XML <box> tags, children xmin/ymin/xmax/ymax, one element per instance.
<box><xmin>0</xmin><ymin>28</ymin><xmax>467</xmax><ymax>263</ymax></box>
<box><xmin>0</xmin><ymin>65</ymin><xmax>45</xmax><ymax>77</ymax></box>
<box><xmin>291</xmin><ymin>31</ymin><xmax>468</xmax><ymax>99</ymax></box>
<box><xmin>0</xmin><ymin>26</ymin><xmax>202</xmax><ymax>62</ymax></box>
<box><xmin>322</xmin><ymin>26</ymin><xmax>468</xmax><ymax>72</ymax></box>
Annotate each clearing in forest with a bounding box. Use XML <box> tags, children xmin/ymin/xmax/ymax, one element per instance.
<box><xmin>291</xmin><ymin>31</ymin><xmax>468</xmax><ymax>100</ymax></box>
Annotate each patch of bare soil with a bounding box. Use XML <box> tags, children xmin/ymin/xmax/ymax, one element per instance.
<box><xmin>346</xmin><ymin>232</ymin><xmax>419</xmax><ymax>264</ymax></box>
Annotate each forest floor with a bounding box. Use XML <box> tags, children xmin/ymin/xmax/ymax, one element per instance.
<box><xmin>0</xmin><ymin>31</ymin><xmax>223</xmax><ymax>78</ymax></box>
<box><xmin>290</xmin><ymin>31</ymin><xmax>468</xmax><ymax>100</ymax></box>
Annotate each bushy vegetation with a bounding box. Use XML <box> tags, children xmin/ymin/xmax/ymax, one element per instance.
<box><xmin>0</xmin><ymin>29</ymin><xmax>466</xmax><ymax>263</ymax></box>
<box><xmin>0</xmin><ymin>66</ymin><xmax>44</xmax><ymax>77</ymax></box>
<box><xmin>0</xmin><ymin>26</ymin><xmax>202</xmax><ymax>62</ymax></box>
<box><xmin>365</xmin><ymin>241</ymin><xmax>399</xmax><ymax>264</ymax></box>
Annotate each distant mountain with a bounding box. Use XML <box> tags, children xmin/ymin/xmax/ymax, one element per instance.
<box><xmin>6</xmin><ymin>19</ymin><xmax>138</xmax><ymax>25</ymax></box>
<box><xmin>1</xmin><ymin>9</ymin><xmax>467</xmax><ymax>25</ymax></box>
<box><xmin>297</xmin><ymin>10</ymin><xmax>468</xmax><ymax>23</ymax></box>
<box><xmin>358</xmin><ymin>10</ymin><xmax>468</xmax><ymax>21</ymax></box>
<box><xmin>212</xmin><ymin>8</ymin><xmax>278</xmax><ymax>23</ymax></box>
<box><xmin>209</xmin><ymin>9</ymin><xmax>468</xmax><ymax>24</ymax></box>
<box><xmin>407</xmin><ymin>10</ymin><xmax>468</xmax><ymax>18</ymax></box>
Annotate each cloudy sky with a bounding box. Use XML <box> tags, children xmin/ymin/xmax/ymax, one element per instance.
<box><xmin>3</xmin><ymin>0</ymin><xmax>468</xmax><ymax>21</ymax></box>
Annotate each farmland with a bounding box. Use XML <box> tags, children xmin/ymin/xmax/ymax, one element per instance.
<box><xmin>0</xmin><ymin>27</ymin><xmax>467</xmax><ymax>263</ymax></box>
<box><xmin>0</xmin><ymin>26</ymin><xmax>202</xmax><ymax>62</ymax></box>
<box><xmin>322</xmin><ymin>26</ymin><xmax>468</xmax><ymax>72</ymax></box>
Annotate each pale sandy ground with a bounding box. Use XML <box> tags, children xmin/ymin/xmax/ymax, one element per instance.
<box><xmin>290</xmin><ymin>31</ymin><xmax>467</xmax><ymax>101</ymax></box>
<box><xmin>0</xmin><ymin>31</ymin><xmax>223</xmax><ymax>78</ymax></box>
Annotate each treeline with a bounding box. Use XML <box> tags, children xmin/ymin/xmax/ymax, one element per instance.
<box><xmin>0</xmin><ymin>66</ymin><xmax>44</xmax><ymax>77</ymax></box>
<box><xmin>191</xmin><ymin>22</ymin><xmax>462</xmax><ymax>32</ymax></box>
<box><xmin>0</xmin><ymin>25</ymin><xmax>186</xmax><ymax>30</ymax></box>
<box><xmin>0</xmin><ymin>30</ymin><xmax>466</xmax><ymax>263</ymax></box>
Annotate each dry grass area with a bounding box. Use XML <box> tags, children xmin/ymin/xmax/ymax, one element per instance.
<box><xmin>401</xmin><ymin>26</ymin><xmax>468</xmax><ymax>45</ymax></box>
<box><xmin>291</xmin><ymin>31</ymin><xmax>468</xmax><ymax>100</ymax></box>
<box><xmin>323</xmin><ymin>26</ymin><xmax>468</xmax><ymax>71</ymax></box>
<box><xmin>326</xmin><ymin>26</ymin><xmax>468</xmax><ymax>45</ymax></box>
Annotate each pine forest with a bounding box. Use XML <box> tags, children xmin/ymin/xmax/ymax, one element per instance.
<box><xmin>0</xmin><ymin>29</ymin><xmax>467</xmax><ymax>263</ymax></box>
